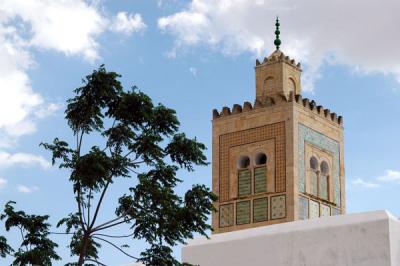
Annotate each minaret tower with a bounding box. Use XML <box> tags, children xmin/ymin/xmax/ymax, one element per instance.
<box><xmin>211</xmin><ymin>18</ymin><xmax>345</xmax><ymax>233</ymax></box>
<box><xmin>255</xmin><ymin>18</ymin><xmax>301</xmax><ymax>102</ymax></box>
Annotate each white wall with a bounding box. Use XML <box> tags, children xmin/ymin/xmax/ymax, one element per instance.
<box><xmin>182</xmin><ymin>211</ymin><xmax>400</xmax><ymax>266</ymax></box>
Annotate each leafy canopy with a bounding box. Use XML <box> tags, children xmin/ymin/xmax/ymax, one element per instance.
<box><xmin>0</xmin><ymin>201</ymin><xmax>61</xmax><ymax>265</ymax></box>
<box><xmin>41</xmin><ymin>65</ymin><xmax>216</xmax><ymax>265</ymax></box>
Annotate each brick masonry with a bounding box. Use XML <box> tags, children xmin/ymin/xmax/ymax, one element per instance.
<box><xmin>211</xmin><ymin>49</ymin><xmax>345</xmax><ymax>233</ymax></box>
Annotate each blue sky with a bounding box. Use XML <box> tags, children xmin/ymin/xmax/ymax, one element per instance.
<box><xmin>0</xmin><ymin>0</ymin><xmax>400</xmax><ymax>265</ymax></box>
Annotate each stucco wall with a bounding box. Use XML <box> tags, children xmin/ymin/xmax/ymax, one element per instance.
<box><xmin>183</xmin><ymin>211</ymin><xmax>399</xmax><ymax>266</ymax></box>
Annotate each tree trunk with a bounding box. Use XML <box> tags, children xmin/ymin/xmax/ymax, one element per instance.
<box><xmin>77</xmin><ymin>232</ymin><xmax>90</xmax><ymax>266</ymax></box>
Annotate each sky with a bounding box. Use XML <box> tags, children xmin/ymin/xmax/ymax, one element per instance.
<box><xmin>0</xmin><ymin>0</ymin><xmax>400</xmax><ymax>265</ymax></box>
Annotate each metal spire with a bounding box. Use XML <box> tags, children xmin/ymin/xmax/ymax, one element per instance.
<box><xmin>274</xmin><ymin>17</ymin><xmax>281</xmax><ymax>50</ymax></box>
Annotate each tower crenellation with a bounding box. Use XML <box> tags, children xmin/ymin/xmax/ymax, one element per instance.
<box><xmin>211</xmin><ymin>18</ymin><xmax>345</xmax><ymax>234</ymax></box>
<box><xmin>212</xmin><ymin>94</ymin><xmax>343</xmax><ymax>126</ymax></box>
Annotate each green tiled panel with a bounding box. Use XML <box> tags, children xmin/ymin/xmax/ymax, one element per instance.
<box><xmin>332</xmin><ymin>207</ymin><xmax>341</xmax><ymax>216</ymax></box>
<box><xmin>320</xmin><ymin>175</ymin><xmax>328</xmax><ymax>200</ymax></box>
<box><xmin>236</xmin><ymin>201</ymin><xmax>250</xmax><ymax>225</ymax></box>
<box><xmin>253</xmin><ymin>197</ymin><xmax>268</xmax><ymax>222</ymax></box>
<box><xmin>254</xmin><ymin>167</ymin><xmax>267</xmax><ymax>193</ymax></box>
<box><xmin>311</xmin><ymin>172</ymin><xmax>318</xmax><ymax>196</ymax></box>
<box><xmin>271</xmin><ymin>195</ymin><xmax>286</xmax><ymax>219</ymax></box>
<box><xmin>320</xmin><ymin>203</ymin><xmax>330</xmax><ymax>217</ymax></box>
<box><xmin>309</xmin><ymin>200</ymin><xmax>319</xmax><ymax>219</ymax></box>
<box><xmin>238</xmin><ymin>170</ymin><xmax>251</xmax><ymax>196</ymax></box>
<box><xmin>219</xmin><ymin>204</ymin><xmax>234</xmax><ymax>227</ymax></box>
<box><xmin>299</xmin><ymin>195</ymin><xmax>309</xmax><ymax>220</ymax></box>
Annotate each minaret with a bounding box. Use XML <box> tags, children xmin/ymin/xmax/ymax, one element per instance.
<box><xmin>255</xmin><ymin>17</ymin><xmax>302</xmax><ymax>103</ymax></box>
<box><xmin>211</xmin><ymin>18</ymin><xmax>345</xmax><ymax>234</ymax></box>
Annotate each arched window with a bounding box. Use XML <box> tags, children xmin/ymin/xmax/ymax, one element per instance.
<box><xmin>237</xmin><ymin>155</ymin><xmax>250</xmax><ymax>169</ymax></box>
<box><xmin>310</xmin><ymin>156</ymin><xmax>318</xmax><ymax>170</ymax></box>
<box><xmin>254</xmin><ymin>153</ymin><xmax>267</xmax><ymax>193</ymax></box>
<box><xmin>255</xmin><ymin>153</ymin><xmax>267</xmax><ymax>165</ymax></box>
<box><xmin>320</xmin><ymin>161</ymin><xmax>329</xmax><ymax>175</ymax></box>
<box><xmin>309</xmin><ymin>157</ymin><xmax>318</xmax><ymax>196</ymax></box>
<box><xmin>263</xmin><ymin>76</ymin><xmax>275</xmax><ymax>93</ymax></box>
<box><xmin>288</xmin><ymin>78</ymin><xmax>296</xmax><ymax>94</ymax></box>
<box><xmin>319</xmin><ymin>161</ymin><xmax>329</xmax><ymax>200</ymax></box>
<box><xmin>237</xmin><ymin>155</ymin><xmax>251</xmax><ymax>196</ymax></box>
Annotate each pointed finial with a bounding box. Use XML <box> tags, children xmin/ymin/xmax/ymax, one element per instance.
<box><xmin>274</xmin><ymin>17</ymin><xmax>281</xmax><ymax>50</ymax></box>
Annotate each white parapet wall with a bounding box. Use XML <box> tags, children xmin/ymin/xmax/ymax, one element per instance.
<box><xmin>182</xmin><ymin>211</ymin><xmax>400</xmax><ymax>266</ymax></box>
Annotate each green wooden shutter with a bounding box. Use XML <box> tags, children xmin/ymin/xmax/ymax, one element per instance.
<box><xmin>311</xmin><ymin>171</ymin><xmax>318</xmax><ymax>196</ymax></box>
<box><xmin>238</xmin><ymin>169</ymin><xmax>251</xmax><ymax>196</ymax></box>
<box><xmin>254</xmin><ymin>167</ymin><xmax>267</xmax><ymax>193</ymax></box>
<box><xmin>319</xmin><ymin>175</ymin><xmax>328</xmax><ymax>200</ymax></box>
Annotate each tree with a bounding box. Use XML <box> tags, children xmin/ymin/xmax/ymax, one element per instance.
<box><xmin>0</xmin><ymin>201</ymin><xmax>61</xmax><ymax>265</ymax></box>
<box><xmin>41</xmin><ymin>65</ymin><xmax>216</xmax><ymax>265</ymax></box>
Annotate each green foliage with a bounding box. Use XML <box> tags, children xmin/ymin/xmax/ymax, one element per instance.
<box><xmin>166</xmin><ymin>133</ymin><xmax>208</xmax><ymax>171</ymax></box>
<box><xmin>69</xmin><ymin>230</ymin><xmax>101</xmax><ymax>261</ymax></box>
<box><xmin>40</xmin><ymin>65</ymin><xmax>216</xmax><ymax>265</ymax></box>
<box><xmin>73</xmin><ymin>146</ymin><xmax>113</xmax><ymax>192</ymax></box>
<box><xmin>139</xmin><ymin>245</ymin><xmax>180</xmax><ymax>265</ymax></box>
<box><xmin>0</xmin><ymin>235</ymin><xmax>13</xmax><ymax>258</ymax></box>
<box><xmin>0</xmin><ymin>201</ymin><xmax>60</xmax><ymax>265</ymax></box>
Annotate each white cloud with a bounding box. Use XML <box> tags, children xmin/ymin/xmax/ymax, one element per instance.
<box><xmin>189</xmin><ymin>67</ymin><xmax>197</xmax><ymax>76</ymax></box>
<box><xmin>0</xmin><ymin>1</ymin><xmax>145</xmax><ymax>150</ymax></box>
<box><xmin>0</xmin><ymin>23</ymin><xmax>43</xmax><ymax>144</ymax></box>
<box><xmin>377</xmin><ymin>170</ymin><xmax>400</xmax><ymax>182</ymax></box>
<box><xmin>352</xmin><ymin>178</ymin><xmax>379</xmax><ymax>188</ymax></box>
<box><xmin>34</xmin><ymin>103</ymin><xmax>63</xmax><ymax>119</ymax></box>
<box><xmin>158</xmin><ymin>0</ymin><xmax>400</xmax><ymax>91</ymax></box>
<box><xmin>0</xmin><ymin>178</ymin><xmax>7</xmax><ymax>189</ymax></box>
<box><xmin>17</xmin><ymin>185</ymin><xmax>39</xmax><ymax>194</ymax></box>
<box><xmin>0</xmin><ymin>152</ymin><xmax>51</xmax><ymax>169</ymax></box>
<box><xmin>0</xmin><ymin>0</ymin><xmax>107</xmax><ymax>61</ymax></box>
<box><xmin>111</xmin><ymin>12</ymin><xmax>147</xmax><ymax>35</ymax></box>
<box><xmin>4</xmin><ymin>120</ymin><xmax>36</xmax><ymax>138</ymax></box>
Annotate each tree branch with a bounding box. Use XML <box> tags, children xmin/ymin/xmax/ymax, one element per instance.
<box><xmin>127</xmin><ymin>167</ymin><xmax>141</xmax><ymax>175</ymax></box>
<box><xmin>88</xmin><ymin>189</ymin><xmax>92</xmax><ymax>227</ymax></box>
<box><xmin>50</xmin><ymin>231</ymin><xmax>74</xmax><ymax>235</ymax></box>
<box><xmin>93</xmin><ymin>236</ymin><xmax>138</xmax><ymax>260</ymax></box>
<box><xmin>18</xmin><ymin>226</ymin><xmax>28</xmax><ymax>252</ymax></box>
<box><xmin>89</xmin><ymin>180</ymin><xmax>111</xmax><ymax>229</ymax></box>
<box><xmin>76</xmin><ymin>190</ymin><xmax>87</xmax><ymax>232</ymax></box>
<box><xmin>101</xmin><ymin>118</ymin><xmax>116</xmax><ymax>153</ymax></box>
<box><xmin>92</xmin><ymin>215</ymin><xmax>124</xmax><ymax>232</ymax></box>
<box><xmin>77</xmin><ymin>130</ymin><xmax>84</xmax><ymax>156</ymax></box>
<box><xmin>92</xmin><ymin>232</ymin><xmax>134</xmax><ymax>239</ymax></box>
<box><xmin>86</xmin><ymin>258</ymin><xmax>107</xmax><ymax>266</ymax></box>
<box><xmin>123</xmin><ymin>150</ymin><xmax>135</xmax><ymax>159</ymax></box>
<box><xmin>92</xmin><ymin>217</ymin><xmax>134</xmax><ymax>232</ymax></box>
<box><xmin>75</xmin><ymin>129</ymin><xmax>88</xmax><ymax>232</ymax></box>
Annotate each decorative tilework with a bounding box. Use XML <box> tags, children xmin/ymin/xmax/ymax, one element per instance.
<box><xmin>320</xmin><ymin>204</ymin><xmax>330</xmax><ymax>217</ymax></box>
<box><xmin>320</xmin><ymin>175</ymin><xmax>328</xmax><ymax>200</ymax></box>
<box><xmin>254</xmin><ymin>167</ymin><xmax>267</xmax><ymax>193</ymax></box>
<box><xmin>253</xmin><ymin>197</ymin><xmax>268</xmax><ymax>222</ymax></box>
<box><xmin>219</xmin><ymin>122</ymin><xmax>286</xmax><ymax>202</ymax></box>
<box><xmin>310</xmin><ymin>172</ymin><xmax>318</xmax><ymax>196</ymax></box>
<box><xmin>332</xmin><ymin>207</ymin><xmax>341</xmax><ymax>216</ymax></box>
<box><xmin>238</xmin><ymin>170</ymin><xmax>251</xmax><ymax>196</ymax></box>
<box><xmin>271</xmin><ymin>195</ymin><xmax>286</xmax><ymax>219</ymax></box>
<box><xmin>236</xmin><ymin>201</ymin><xmax>251</xmax><ymax>225</ymax></box>
<box><xmin>299</xmin><ymin>195</ymin><xmax>309</xmax><ymax>220</ymax></box>
<box><xmin>309</xmin><ymin>200</ymin><xmax>319</xmax><ymax>219</ymax></box>
<box><xmin>219</xmin><ymin>204</ymin><xmax>234</xmax><ymax>227</ymax></box>
<box><xmin>298</xmin><ymin>124</ymin><xmax>341</xmax><ymax>206</ymax></box>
